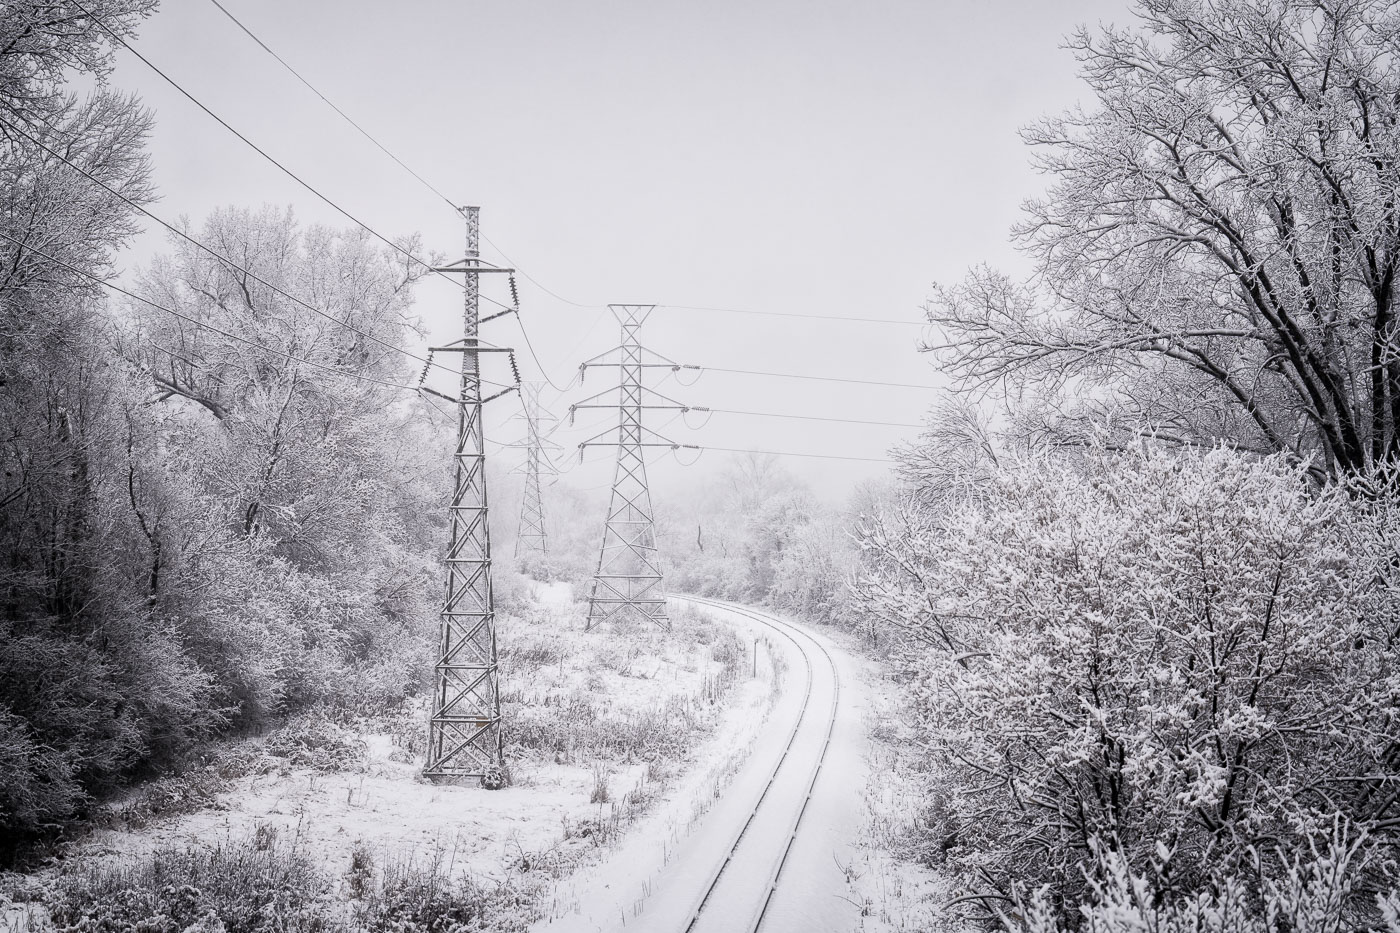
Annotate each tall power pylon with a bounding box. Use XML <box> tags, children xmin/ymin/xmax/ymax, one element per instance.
<box><xmin>421</xmin><ymin>206</ymin><xmax>519</xmax><ymax>784</ymax></box>
<box><xmin>572</xmin><ymin>304</ymin><xmax>698</xmax><ymax>632</ymax></box>
<box><xmin>513</xmin><ymin>381</ymin><xmax>558</xmax><ymax>559</ymax></box>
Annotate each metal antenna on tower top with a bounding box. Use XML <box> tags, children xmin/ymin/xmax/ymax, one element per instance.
<box><xmin>420</xmin><ymin>206</ymin><xmax>519</xmax><ymax>785</ymax></box>
<box><xmin>572</xmin><ymin>304</ymin><xmax>700</xmax><ymax>632</ymax></box>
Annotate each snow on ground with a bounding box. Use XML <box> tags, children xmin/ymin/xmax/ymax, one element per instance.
<box><xmin>42</xmin><ymin>579</ymin><xmax>767</xmax><ymax>922</ymax></box>
<box><xmin>538</xmin><ymin>598</ymin><xmax>904</xmax><ymax>933</ymax></box>
<box><xmin>839</xmin><ymin>639</ymin><xmax>950</xmax><ymax>932</ymax></box>
<box><xmin>534</xmin><ymin>600</ymin><xmax>785</xmax><ymax>930</ymax></box>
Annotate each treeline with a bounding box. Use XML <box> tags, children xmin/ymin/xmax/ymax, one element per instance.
<box><xmin>1</xmin><ymin>2</ymin><xmax>446</xmax><ymax>859</ymax></box>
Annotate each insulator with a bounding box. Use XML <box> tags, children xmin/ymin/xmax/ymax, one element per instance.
<box><xmin>509</xmin><ymin>274</ymin><xmax>519</xmax><ymax>309</ymax></box>
<box><xmin>417</xmin><ymin>349</ymin><xmax>435</xmax><ymax>387</ymax></box>
<box><xmin>508</xmin><ymin>350</ymin><xmax>521</xmax><ymax>386</ymax></box>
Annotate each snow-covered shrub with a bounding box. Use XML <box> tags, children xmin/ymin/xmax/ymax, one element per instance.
<box><xmin>1016</xmin><ymin>829</ymin><xmax>1395</xmax><ymax>933</ymax></box>
<box><xmin>351</xmin><ymin>850</ymin><xmax>533</xmax><ymax>932</ymax></box>
<box><xmin>264</xmin><ymin>714</ymin><xmax>367</xmax><ymax>773</ymax></box>
<box><xmin>504</xmin><ymin>691</ymin><xmax>700</xmax><ymax>763</ymax></box>
<box><xmin>42</xmin><ymin>836</ymin><xmax>330</xmax><ymax>932</ymax></box>
<box><xmin>858</xmin><ymin>446</ymin><xmax>1400</xmax><ymax>922</ymax></box>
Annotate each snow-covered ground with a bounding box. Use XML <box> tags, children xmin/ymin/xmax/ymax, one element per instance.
<box><xmin>10</xmin><ymin>581</ymin><xmax>772</xmax><ymax>929</ymax></box>
<box><xmin>2</xmin><ymin>585</ymin><xmax>950</xmax><ymax>933</ymax></box>
<box><xmin>844</xmin><ymin>662</ymin><xmax>950</xmax><ymax>932</ymax></box>
<box><xmin>536</xmin><ymin>597</ymin><xmax>881</xmax><ymax>933</ymax></box>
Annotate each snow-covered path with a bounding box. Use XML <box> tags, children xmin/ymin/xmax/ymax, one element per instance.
<box><xmin>535</xmin><ymin>596</ymin><xmax>868</xmax><ymax>933</ymax></box>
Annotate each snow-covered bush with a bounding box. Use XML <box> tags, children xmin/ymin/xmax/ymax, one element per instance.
<box><xmin>1016</xmin><ymin>830</ymin><xmax>1399</xmax><ymax>933</ymax></box>
<box><xmin>264</xmin><ymin>714</ymin><xmax>368</xmax><ymax>773</ymax></box>
<box><xmin>858</xmin><ymin>446</ymin><xmax>1400</xmax><ymax>922</ymax></box>
<box><xmin>39</xmin><ymin>836</ymin><xmax>329</xmax><ymax>933</ymax></box>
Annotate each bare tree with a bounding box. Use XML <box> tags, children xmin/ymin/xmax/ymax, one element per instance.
<box><xmin>929</xmin><ymin>0</ymin><xmax>1400</xmax><ymax>478</ymax></box>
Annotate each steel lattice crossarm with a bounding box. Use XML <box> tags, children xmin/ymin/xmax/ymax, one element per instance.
<box><xmin>417</xmin><ymin>336</ymin><xmax>521</xmax><ymax>405</ymax></box>
<box><xmin>577</xmin><ymin>342</ymin><xmax>699</xmax><ymax>379</ymax></box>
<box><xmin>574</xmin><ymin>422</ymin><xmax>700</xmax><ymax>457</ymax></box>
<box><xmin>569</xmin><ymin>384</ymin><xmax>704</xmax><ymax>429</ymax></box>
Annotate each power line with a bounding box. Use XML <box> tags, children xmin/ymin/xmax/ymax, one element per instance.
<box><xmin>659</xmin><ymin>304</ymin><xmax>925</xmax><ymax>327</ymax></box>
<box><xmin>196</xmin><ymin>0</ymin><xmax>588</xmax><ymax>392</ymax></box>
<box><xmin>202</xmin><ymin>0</ymin><xmax>459</xmax><ymax>215</ymax></box>
<box><xmin>0</xmin><ymin>113</ymin><xmax>491</xmax><ymax>387</ymax></box>
<box><xmin>483</xmin><ymin>236</ymin><xmax>600</xmax><ymax>309</ymax></box>
<box><xmin>700</xmin><ymin>445</ymin><xmax>896</xmax><ymax>464</ymax></box>
<box><xmin>702</xmin><ymin>365</ymin><xmax>939</xmax><ymax>391</ymax></box>
<box><xmin>74</xmin><ymin>0</ymin><xmax>515</xmax><ymax>314</ymax></box>
<box><xmin>189</xmin><ymin>5</ymin><xmax>923</xmax><ymax>344</ymax></box>
<box><xmin>568</xmin><ymin>438</ymin><xmax>895</xmax><ymax>466</ymax></box>
<box><xmin>705</xmin><ymin>407</ymin><xmax>924</xmax><ymax>429</ymax></box>
<box><xmin>192</xmin><ymin>2</ymin><xmax>923</xmax><ymax>408</ymax></box>
<box><xmin>0</xmin><ymin>228</ymin><xmax>419</xmax><ymax>393</ymax></box>
<box><xmin>511</xmin><ymin>312</ymin><xmax>579</xmax><ymax>394</ymax></box>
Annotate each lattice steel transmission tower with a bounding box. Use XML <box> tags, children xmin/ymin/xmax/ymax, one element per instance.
<box><xmin>572</xmin><ymin>304</ymin><xmax>699</xmax><ymax>632</ymax></box>
<box><xmin>421</xmin><ymin>206</ymin><xmax>519</xmax><ymax>784</ymax></box>
<box><xmin>513</xmin><ymin>381</ymin><xmax>558</xmax><ymax>559</ymax></box>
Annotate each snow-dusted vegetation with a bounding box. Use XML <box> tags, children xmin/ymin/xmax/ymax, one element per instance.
<box><xmin>0</xmin><ymin>583</ymin><xmax>758</xmax><ymax>931</ymax></box>
<box><xmin>851</xmin><ymin>0</ymin><xmax>1400</xmax><ymax>925</ymax></box>
<box><xmin>859</xmin><ymin>446</ymin><xmax>1400</xmax><ymax>926</ymax></box>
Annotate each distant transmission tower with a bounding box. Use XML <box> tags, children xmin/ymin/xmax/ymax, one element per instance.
<box><xmin>421</xmin><ymin>206</ymin><xmax>520</xmax><ymax>784</ymax></box>
<box><xmin>572</xmin><ymin>304</ymin><xmax>699</xmax><ymax>632</ymax></box>
<box><xmin>513</xmin><ymin>381</ymin><xmax>558</xmax><ymax>559</ymax></box>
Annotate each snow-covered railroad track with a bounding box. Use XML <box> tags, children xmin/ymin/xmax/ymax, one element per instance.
<box><xmin>534</xmin><ymin>596</ymin><xmax>862</xmax><ymax>933</ymax></box>
<box><xmin>675</xmin><ymin>596</ymin><xmax>843</xmax><ymax>933</ymax></box>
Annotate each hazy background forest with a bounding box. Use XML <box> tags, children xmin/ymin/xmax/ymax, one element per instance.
<box><xmin>8</xmin><ymin>0</ymin><xmax>1400</xmax><ymax>931</ymax></box>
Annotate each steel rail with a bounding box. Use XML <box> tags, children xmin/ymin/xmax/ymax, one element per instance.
<box><xmin>674</xmin><ymin>595</ymin><xmax>843</xmax><ymax>933</ymax></box>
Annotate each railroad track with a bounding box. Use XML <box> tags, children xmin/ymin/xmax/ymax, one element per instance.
<box><xmin>673</xmin><ymin>595</ymin><xmax>843</xmax><ymax>933</ymax></box>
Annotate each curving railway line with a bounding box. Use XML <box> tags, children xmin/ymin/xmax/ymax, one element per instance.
<box><xmin>676</xmin><ymin>595</ymin><xmax>845</xmax><ymax>933</ymax></box>
<box><xmin>535</xmin><ymin>595</ymin><xmax>864</xmax><ymax>933</ymax></box>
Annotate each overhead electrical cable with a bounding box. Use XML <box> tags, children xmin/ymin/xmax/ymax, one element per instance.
<box><xmin>73</xmin><ymin>0</ymin><xmax>517</xmax><ymax>314</ymax></box>
<box><xmin>511</xmin><ymin>314</ymin><xmax>580</xmax><ymax>393</ymax></box>
<box><xmin>196</xmin><ymin>0</ymin><xmax>592</xmax><ymax>394</ymax></box>
<box><xmin>195</xmin><ymin>0</ymin><xmax>924</xmax><ymax>423</ymax></box>
<box><xmin>659</xmin><ymin>304</ymin><xmax>925</xmax><ymax>327</ymax></box>
<box><xmin>0</xmin><ymin>113</ymin><xmax>500</xmax><ymax>388</ymax></box>
<box><xmin>202</xmin><ymin>0</ymin><xmax>459</xmax><ymax>215</ymax></box>
<box><xmin>705</xmin><ymin>407</ymin><xmax>924</xmax><ymax>428</ymax></box>
<box><xmin>697</xmin><ymin>445</ymin><xmax>895</xmax><ymax>463</ymax></box>
<box><xmin>481</xmin><ymin>236</ymin><xmax>601</xmax><ymax>309</ymax></box>
<box><xmin>701</xmin><ymin>365</ymin><xmax>939</xmax><ymax>391</ymax></box>
<box><xmin>568</xmin><ymin>435</ymin><xmax>895</xmax><ymax>466</ymax></box>
<box><xmin>200</xmin><ymin>6</ymin><xmax>922</xmax><ymax>341</ymax></box>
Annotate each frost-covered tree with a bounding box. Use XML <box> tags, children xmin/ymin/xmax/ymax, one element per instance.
<box><xmin>929</xmin><ymin>0</ymin><xmax>1400</xmax><ymax>478</ymax></box>
<box><xmin>130</xmin><ymin>207</ymin><xmax>423</xmax><ymax>557</ymax></box>
<box><xmin>123</xmin><ymin>207</ymin><xmax>445</xmax><ymax>720</ymax></box>
<box><xmin>858</xmin><ymin>446</ymin><xmax>1400</xmax><ymax>923</ymax></box>
<box><xmin>0</xmin><ymin>0</ymin><xmax>191</xmax><ymax>857</ymax></box>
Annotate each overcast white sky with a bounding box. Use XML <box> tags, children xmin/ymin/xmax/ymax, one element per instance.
<box><xmin>108</xmin><ymin>0</ymin><xmax>1135</xmax><ymax>500</ymax></box>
